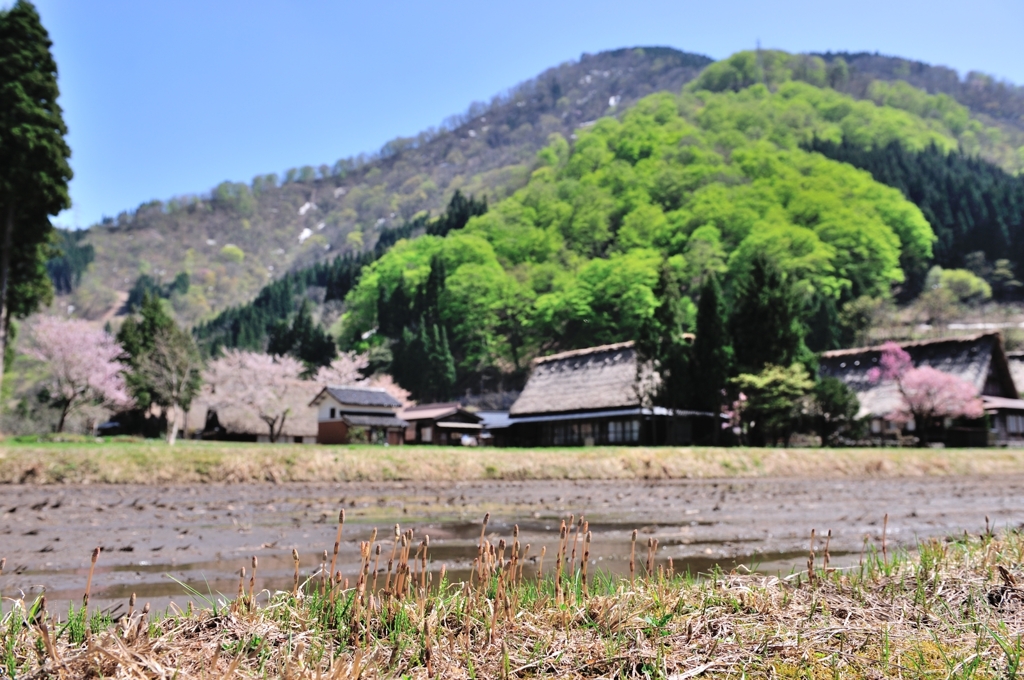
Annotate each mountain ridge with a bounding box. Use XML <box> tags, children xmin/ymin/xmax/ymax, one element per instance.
<box><xmin>54</xmin><ymin>46</ymin><xmax>1024</xmax><ymax>328</ymax></box>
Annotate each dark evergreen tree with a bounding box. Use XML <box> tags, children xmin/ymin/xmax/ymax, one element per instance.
<box><xmin>636</xmin><ymin>259</ymin><xmax>691</xmax><ymax>415</ymax></box>
<box><xmin>808</xmin><ymin>137</ymin><xmax>1024</xmax><ymax>296</ymax></box>
<box><xmin>426</xmin><ymin>190</ymin><xmax>488</xmax><ymax>237</ymax></box>
<box><xmin>729</xmin><ymin>255</ymin><xmax>806</xmax><ymax>375</ymax></box>
<box><xmin>46</xmin><ymin>228</ymin><xmax>94</xmax><ymax>294</ymax></box>
<box><xmin>691</xmin><ymin>276</ymin><xmax>732</xmax><ymax>413</ymax></box>
<box><xmin>804</xmin><ymin>292</ymin><xmax>842</xmax><ymax>352</ymax></box>
<box><xmin>267</xmin><ymin>299</ymin><xmax>337</xmax><ymax>375</ymax></box>
<box><xmin>0</xmin><ymin>1</ymin><xmax>72</xmax><ymax>394</ymax></box>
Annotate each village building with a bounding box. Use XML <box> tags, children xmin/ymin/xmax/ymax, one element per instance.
<box><xmin>507</xmin><ymin>341</ymin><xmax>714</xmax><ymax>446</ymax></box>
<box><xmin>477</xmin><ymin>410</ymin><xmax>512</xmax><ymax>446</ymax></box>
<box><xmin>189</xmin><ymin>381</ymin><xmax>320</xmax><ymax>443</ymax></box>
<box><xmin>819</xmin><ymin>332</ymin><xmax>1024</xmax><ymax>446</ymax></box>
<box><xmin>398</xmin><ymin>402</ymin><xmax>484</xmax><ymax>445</ymax></box>
<box><xmin>310</xmin><ymin>386</ymin><xmax>407</xmax><ymax>445</ymax></box>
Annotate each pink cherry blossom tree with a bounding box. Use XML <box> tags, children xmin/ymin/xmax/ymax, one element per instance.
<box><xmin>26</xmin><ymin>316</ymin><xmax>133</xmax><ymax>432</ymax></box>
<box><xmin>869</xmin><ymin>341</ymin><xmax>984</xmax><ymax>445</ymax></box>
<box><xmin>204</xmin><ymin>350</ymin><xmax>305</xmax><ymax>442</ymax></box>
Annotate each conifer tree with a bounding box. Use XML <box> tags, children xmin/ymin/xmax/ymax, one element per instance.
<box><xmin>691</xmin><ymin>276</ymin><xmax>732</xmax><ymax>414</ymax></box>
<box><xmin>729</xmin><ymin>255</ymin><xmax>806</xmax><ymax>375</ymax></box>
<box><xmin>0</xmin><ymin>1</ymin><xmax>72</xmax><ymax>402</ymax></box>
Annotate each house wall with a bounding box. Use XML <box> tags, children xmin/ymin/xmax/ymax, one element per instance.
<box><xmin>318</xmin><ymin>420</ymin><xmax>350</xmax><ymax>445</ymax></box>
<box><xmin>510</xmin><ymin>415</ymin><xmax>696</xmax><ymax>447</ymax></box>
<box><xmin>317</xmin><ymin>398</ymin><xmax>397</xmax><ymax>422</ymax></box>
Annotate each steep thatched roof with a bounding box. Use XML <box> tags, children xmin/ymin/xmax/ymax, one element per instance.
<box><xmin>510</xmin><ymin>342</ymin><xmax>656</xmax><ymax>416</ymax></box>
<box><xmin>188</xmin><ymin>380</ymin><xmax>320</xmax><ymax>438</ymax></box>
<box><xmin>1007</xmin><ymin>352</ymin><xmax>1024</xmax><ymax>397</ymax></box>
<box><xmin>819</xmin><ymin>333</ymin><xmax>1017</xmax><ymax>419</ymax></box>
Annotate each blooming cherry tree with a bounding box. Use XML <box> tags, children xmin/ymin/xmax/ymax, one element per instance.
<box><xmin>27</xmin><ymin>316</ymin><xmax>133</xmax><ymax>432</ymax></box>
<box><xmin>314</xmin><ymin>353</ymin><xmax>413</xmax><ymax>406</ymax></box>
<box><xmin>204</xmin><ymin>350</ymin><xmax>305</xmax><ymax>442</ymax></box>
<box><xmin>869</xmin><ymin>341</ymin><xmax>984</xmax><ymax>444</ymax></box>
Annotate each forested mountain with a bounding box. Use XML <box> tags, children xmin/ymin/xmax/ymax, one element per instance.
<box><xmin>51</xmin><ymin>47</ymin><xmax>1024</xmax><ymax>329</ymax></box>
<box><xmin>336</xmin><ymin>77</ymin><xmax>957</xmax><ymax>398</ymax></box>
<box><xmin>808</xmin><ymin>139</ymin><xmax>1024</xmax><ymax>275</ymax></box>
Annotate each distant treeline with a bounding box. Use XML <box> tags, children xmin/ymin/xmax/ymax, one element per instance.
<box><xmin>192</xmin><ymin>191</ymin><xmax>486</xmax><ymax>356</ymax></box>
<box><xmin>45</xmin><ymin>230</ymin><xmax>94</xmax><ymax>295</ymax></box>
<box><xmin>809</xmin><ymin>138</ymin><xmax>1024</xmax><ymax>289</ymax></box>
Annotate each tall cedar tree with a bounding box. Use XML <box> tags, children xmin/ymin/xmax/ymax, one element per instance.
<box><xmin>691</xmin><ymin>276</ymin><xmax>732</xmax><ymax>413</ymax></box>
<box><xmin>636</xmin><ymin>260</ymin><xmax>691</xmax><ymax>417</ymax></box>
<box><xmin>0</xmin><ymin>1</ymin><xmax>72</xmax><ymax>401</ymax></box>
<box><xmin>384</xmin><ymin>255</ymin><xmax>457</xmax><ymax>401</ymax></box>
<box><xmin>729</xmin><ymin>255</ymin><xmax>806</xmax><ymax>375</ymax></box>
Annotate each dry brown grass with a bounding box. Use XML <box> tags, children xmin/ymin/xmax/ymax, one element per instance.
<box><xmin>4</xmin><ymin>439</ymin><xmax>1024</xmax><ymax>485</ymax></box>
<box><xmin>2</xmin><ymin>516</ymin><xmax>1023</xmax><ymax>678</ymax></box>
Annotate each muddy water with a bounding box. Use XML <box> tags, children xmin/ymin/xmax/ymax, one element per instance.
<box><xmin>2</xmin><ymin>475</ymin><xmax>1022</xmax><ymax>616</ymax></box>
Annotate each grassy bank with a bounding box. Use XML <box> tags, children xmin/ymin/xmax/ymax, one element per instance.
<box><xmin>3</xmin><ymin>519</ymin><xmax>1023</xmax><ymax>678</ymax></box>
<box><xmin>3</xmin><ymin>438</ymin><xmax>1024</xmax><ymax>484</ymax></box>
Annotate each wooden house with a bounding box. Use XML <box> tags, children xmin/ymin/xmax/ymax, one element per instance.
<box><xmin>507</xmin><ymin>341</ymin><xmax>713</xmax><ymax>446</ymax></box>
<box><xmin>819</xmin><ymin>332</ymin><xmax>1024</xmax><ymax>446</ymax></box>
<box><xmin>310</xmin><ymin>386</ymin><xmax>407</xmax><ymax>445</ymax></box>
<box><xmin>398</xmin><ymin>402</ymin><xmax>483</xmax><ymax>445</ymax></box>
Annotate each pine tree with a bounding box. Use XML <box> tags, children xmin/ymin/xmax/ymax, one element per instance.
<box><xmin>729</xmin><ymin>255</ymin><xmax>806</xmax><ymax>375</ymax></box>
<box><xmin>691</xmin><ymin>276</ymin><xmax>732</xmax><ymax>413</ymax></box>
<box><xmin>0</xmin><ymin>1</ymin><xmax>72</xmax><ymax>402</ymax></box>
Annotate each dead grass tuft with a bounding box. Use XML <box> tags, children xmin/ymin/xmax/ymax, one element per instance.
<box><xmin>3</xmin><ymin>516</ymin><xmax>1024</xmax><ymax>678</ymax></box>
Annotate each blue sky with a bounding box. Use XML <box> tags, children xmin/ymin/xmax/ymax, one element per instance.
<box><xmin>24</xmin><ymin>0</ymin><xmax>1024</xmax><ymax>229</ymax></box>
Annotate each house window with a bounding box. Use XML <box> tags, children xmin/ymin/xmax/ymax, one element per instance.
<box><xmin>329</xmin><ymin>407</ymin><xmax>336</xmax><ymax>419</ymax></box>
<box><xmin>608</xmin><ymin>421</ymin><xmax>622</xmax><ymax>443</ymax></box>
<box><xmin>422</xmin><ymin>426</ymin><xmax>433</xmax><ymax>443</ymax></box>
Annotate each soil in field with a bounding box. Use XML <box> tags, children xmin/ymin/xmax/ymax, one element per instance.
<box><xmin>2</xmin><ymin>475</ymin><xmax>1022</xmax><ymax>616</ymax></box>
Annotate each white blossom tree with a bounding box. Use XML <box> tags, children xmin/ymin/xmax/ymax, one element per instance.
<box><xmin>204</xmin><ymin>350</ymin><xmax>304</xmax><ymax>442</ymax></box>
<box><xmin>313</xmin><ymin>353</ymin><xmax>412</xmax><ymax>406</ymax></box>
<box><xmin>26</xmin><ymin>316</ymin><xmax>133</xmax><ymax>432</ymax></box>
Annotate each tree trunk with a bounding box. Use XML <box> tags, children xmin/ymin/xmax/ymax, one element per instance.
<box><xmin>57</xmin><ymin>401</ymin><xmax>70</xmax><ymax>433</ymax></box>
<box><xmin>0</xmin><ymin>204</ymin><xmax>14</xmax><ymax>432</ymax></box>
<box><xmin>166</xmin><ymin>404</ymin><xmax>178</xmax><ymax>446</ymax></box>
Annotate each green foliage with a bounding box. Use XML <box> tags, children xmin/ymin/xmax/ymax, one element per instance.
<box><xmin>812</xmin><ymin>376</ymin><xmax>860</xmax><ymax>444</ymax></box>
<box><xmin>126</xmin><ymin>272</ymin><xmax>190</xmax><ymax>312</ymax></box>
<box><xmin>266</xmin><ymin>300</ymin><xmax>337</xmax><ymax>376</ymax></box>
<box><xmin>809</xmin><ymin>138</ymin><xmax>1024</xmax><ymax>290</ymax></box>
<box><xmin>46</xmin><ymin>228</ymin><xmax>94</xmax><ymax>294</ymax></box>
<box><xmin>0</xmin><ymin>0</ymin><xmax>72</xmax><ymax>379</ymax></box>
<box><xmin>690</xmin><ymin>276</ymin><xmax>732</xmax><ymax>413</ymax></box>
<box><xmin>729</xmin><ymin>255</ymin><xmax>807</xmax><ymax>375</ymax></box>
<box><xmin>732</xmin><ymin>363</ymin><xmax>814</xmax><ymax>445</ymax></box>
<box><xmin>344</xmin><ymin>82</ymin><xmax>939</xmax><ymax>396</ymax></box>
<box><xmin>924</xmin><ymin>265</ymin><xmax>992</xmax><ymax>303</ymax></box>
<box><xmin>117</xmin><ymin>292</ymin><xmax>177</xmax><ymax>409</ymax></box>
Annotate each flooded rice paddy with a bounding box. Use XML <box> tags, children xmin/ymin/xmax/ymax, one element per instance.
<box><xmin>2</xmin><ymin>475</ymin><xmax>1023</xmax><ymax>615</ymax></box>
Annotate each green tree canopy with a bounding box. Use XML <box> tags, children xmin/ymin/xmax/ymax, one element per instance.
<box><xmin>340</xmin><ymin>76</ymin><xmax>942</xmax><ymax>396</ymax></box>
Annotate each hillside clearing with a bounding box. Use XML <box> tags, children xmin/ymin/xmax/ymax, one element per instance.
<box><xmin>3</xmin><ymin>440</ymin><xmax>1024</xmax><ymax>484</ymax></box>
